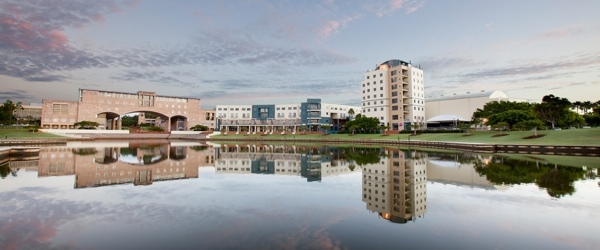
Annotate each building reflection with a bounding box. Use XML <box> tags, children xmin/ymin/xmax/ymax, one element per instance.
<box><xmin>361</xmin><ymin>149</ymin><xmax>427</xmax><ymax>224</ymax></box>
<box><xmin>37</xmin><ymin>143</ymin><xmax>215</xmax><ymax>188</ymax></box>
<box><xmin>214</xmin><ymin>144</ymin><xmax>359</xmax><ymax>181</ymax></box>
<box><xmin>426</xmin><ymin>153</ymin><xmax>505</xmax><ymax>190</ymax></box>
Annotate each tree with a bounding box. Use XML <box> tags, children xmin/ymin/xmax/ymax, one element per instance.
<box><xmin>121</xmin><ymin>115</ymin><xmax>139</xmax><ymax>127</ymax></box>
<box><xmin>559</xmin><ymin>111</ymin><xmax>585</xmax><ymax>128</ymax></box>
<box><xmin>457</xmin><ymin>122</ymin><xmax>473</xmax><ymax>135</ymax></box>
<box><xmin>487</xmin><ymin>110</ymin><xmax>537</xmax><ymax>129</ymax></box>
<box><xmin>320</xmin><ymin>124</ymin><xmax>331</xmax><ymax>134</ymax></box>
<box><xmin>492</xmin><ymin>122</ymin><xmax>509</xmax><ymax>135</ymax></box>
<box><xmin>532</xmin><ymin>94</ymin><xmax>571</xmax><ymax>129</ymax></box>
<box><xmin>348</xmin><ymin>108</ymin><xmax>355</xmax><ymax>118</ymax></box>
<box><xmin>0</xmin><ymin>100</ymin><xmax>23</xmax><ymax>125</ymax></box>
<box><xmin>583</xmin><ymin>114</ymin><xmax>600</xmax><ymax>127</ymax></box>
<box><xmin>344</xmin><ymin>115</ymin><xmax>380</xmax><ymax>134</ymax></box>
<box><xmin>572</xmin><ymin>101</ymin><xmax>582</xmax><ymax>114</ymax></box>
<box><xmin>407</xmin><ymin>123</ymin><xmax>421</xmax><ymax>135</ymax></box>
<box><xmin>581</xmin><ymin>101</ymin><xmax>593</xmax><ymax>114</ymax></box>
<box><xmin>514</xmin><ymin>119</ymin><xmax>545</xmax><ymax>136</ymax></box>
<box><xmin>473</xmin><ymin>100</ymin><xmax>533</xmax><ymax>120</ymax></box>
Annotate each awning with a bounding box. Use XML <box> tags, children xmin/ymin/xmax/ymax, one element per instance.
<box><xmin>427</xmin><ymin>114</ymin><xmax>469</xmax><ymax>123</ymax></box>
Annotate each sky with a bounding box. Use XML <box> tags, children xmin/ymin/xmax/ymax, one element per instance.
<box><xmin>1</xmin><ymin>0</ymin><xmax>599</xmax><ymax>108</ymax></box>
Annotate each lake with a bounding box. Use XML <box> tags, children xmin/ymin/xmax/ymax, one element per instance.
<box><xmin>1</xmin><ymin>141</ymin><xmax>599</xmax><ymax>250</ymax></box>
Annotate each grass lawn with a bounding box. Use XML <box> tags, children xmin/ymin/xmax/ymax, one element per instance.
<box><xmin>0</xmin><ymin>128</ymin><xmax>66</xmax><ymax>139</ymax></box>
<box><xmin>212</xmin><ymin>127</ymin><xmax>600</xmax><ymax>146</ymax></box>
<box><xmin>494</xmin><ymin>153</ymin><xmax>600</xmax><ymax>168</ymax></box>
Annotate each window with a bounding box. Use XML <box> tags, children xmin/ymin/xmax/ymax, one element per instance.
<box><xmin>380</xmin><ymin>87</ymin><xmax>383</xmax><ymax>90</ymax></box>
<box><xmin>139</xmin><ymin>94</ymin><xmax>154</xmax><ymax>106</ymax></box>
<box><xmin>392</xmin><ymin>105</ymin><xmax>398</xmax><ymax>111</ymax></box>
<box><xmin>392</xmin><ymin>98</ymin><xmax>398</xmax><ymax>104</ymax></box>
<box><xmin>392</xmin><ymin>115</ymin><xmax>398</xmax><ymax>120</ymax></box>
<box><xmin>52</xmin><ymin>104</ymin><xmax>68</xmax><ymax>115</ymax></box>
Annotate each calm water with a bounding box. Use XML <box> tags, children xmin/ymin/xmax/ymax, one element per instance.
<box><xmin>1</xmin><ymin>141</ymin><xmax>599</xmax><ymax>250</ymax></box>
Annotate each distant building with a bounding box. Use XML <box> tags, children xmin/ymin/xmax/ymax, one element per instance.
<box><xmin>361</xmin><ymin>59</ymin><xmax>425</xmax><ymax>131</ymax></box>
<box><xmin>215</xmin><ymin>98</ymin><xmax>360</xmax><ymax>133</ymax></box>
<box><xmin>13</xmin><ymin>103</ymin><xmax>42</xmax><ymax>124</ymax></box>
<box><xmin>425</xmin><ymin>90</ymin><xmax>510</xmax><ymax>128</ymax></box>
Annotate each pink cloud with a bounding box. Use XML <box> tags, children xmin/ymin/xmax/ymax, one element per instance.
<box><xmin>366</xmin><ymin>0</ymin><xmax>425</xmax><ymax>17</ymax></box>
<box><xmin>533</xmin><ymin>25</ymin><xmax>585</xmax><ymax>40</ymax></box>
<box><xmin>319</xmin><ymin>14</ymin><xmax>362</xmax><ymax>40</ymax></box>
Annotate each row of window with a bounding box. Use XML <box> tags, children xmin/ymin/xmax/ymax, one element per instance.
<box><xmin>44</xmin><ymin>117</ymin><xmax>75</xmax><ymax>123</ymax></box>
<box><xmin>366</xmin><ymin>73</ymin><xmax>384</xmax><ymax>79</ymax></box>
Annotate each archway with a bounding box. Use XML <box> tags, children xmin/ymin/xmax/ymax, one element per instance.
<box><xmin>97</xmin><ymin>112</ymin><xmax>120</xmax><ymax>130</ymax></box>
<box><xmin>170</xmin><ymin>115</ymin><xmax>188</xmax><ymax>131</ymax></box>
<box><xmin>124</xmin><ymin>111</ymin><xmax>169</xmax><ymax>132</ymax></box>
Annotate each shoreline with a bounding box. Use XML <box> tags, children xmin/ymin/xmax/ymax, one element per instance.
<box><xmin>1</xmin><ymin>133</ymin><xmax>599</xmax><ymax>157</ymax></box>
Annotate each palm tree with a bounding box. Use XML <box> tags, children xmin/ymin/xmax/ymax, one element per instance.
<box><xmin>348</xmin><ymin>108</ymin><xmax>355</xmax><ymax>119</ymax></box>
<box><xmin>582</xmin><ymin>101</ymin><xmax>593</xmax><ymax>114</ymax></box>
<box><xmin>572</xmin><ymin>101</ymin><xmax>582</xmax><ymax>114</ymax></box>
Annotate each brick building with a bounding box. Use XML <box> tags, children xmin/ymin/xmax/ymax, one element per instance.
<box><xmin>41</xmin><ymin>89</ymin><xmax>209</xmax><ymax>131</ymax></box>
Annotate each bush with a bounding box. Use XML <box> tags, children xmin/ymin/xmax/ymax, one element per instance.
<box><xmin>146</xmin><ymin>126</ymin><xmax>164</xmax><ymax>132</ymax></box>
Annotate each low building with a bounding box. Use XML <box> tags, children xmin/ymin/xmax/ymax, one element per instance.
<box><xmin>13</xmin><ymin>103</ymin><xmax>42</xmax><ymax>124</ymax></box>
<box><xmin>215</xmin><ymin>98</ymin><xmax>360</xmax><ymax>133</ymax></box>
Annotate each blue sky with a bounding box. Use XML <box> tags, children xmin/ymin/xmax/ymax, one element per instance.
<box><xmin>1</xmin><ymin>0</ymin><xmax>599</xmax><ymax>108</ymax></box>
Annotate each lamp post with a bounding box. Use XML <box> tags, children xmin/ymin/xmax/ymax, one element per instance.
<box><xmin>453</xmin><ymin>118</ymin><xmax>457</xmax><ymax>129</ymax></box>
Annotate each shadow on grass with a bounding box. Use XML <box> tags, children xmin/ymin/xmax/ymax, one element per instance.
<box><xmin>522</xmin><ymin>134</ymin><xmax>546</xmax><ymax>139</ymax></box>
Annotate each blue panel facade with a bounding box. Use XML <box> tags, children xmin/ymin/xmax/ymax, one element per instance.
<box><xmin>300</xmin><ymin>99</ymin><xmax>321</xmax><ymax>128</ymax></box>
<box><xmin>252</xmin><ymin>104</ymin><xmax>275</xmax><ymax>119</ymax></box>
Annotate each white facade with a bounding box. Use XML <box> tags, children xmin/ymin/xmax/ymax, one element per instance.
<box><xmin>215</xmin><ymin>105</ymin><xmax>253</xmax><ymax>120</ymax></box>
<box><xmin>274</xmin><ymin>104</ymin><xmax>302</xmax><ymax>119</ymax></box>
<box><xmin>425</xmin><ymin>90</ymin><xmax>510</xmax><ymax>123</ymax></box>
<box><xmin>361</xmin><ymin>59</ymin><xmax>425</xmax><ymax>131</ymax></box>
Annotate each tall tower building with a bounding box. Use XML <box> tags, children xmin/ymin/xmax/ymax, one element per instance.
<box><xmin>361</xmin><ymin>59</ymin><xmax>425</xmax><ymax>131</ymax></box>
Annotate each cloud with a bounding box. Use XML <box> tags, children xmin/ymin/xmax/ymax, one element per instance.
<box><xmin>416</xmin><ymin>55</ymin><xmax>480</xmax><ymax>74</ymax></box>
<box><xmin>0</xmin><ymin>90</ymin><xmax>34</xmax><ymax>100</ymax></box>
<box><xmin>533</xmin><ymin>25</ymin><xmax>585</xmax><ymax>40</ymax></box>
<box><xmin>319</xmin><ymin>14</ymin><xmax>362</xmax><ymax>40</ymax></box>
<box><xmin>364</xmin><ymin>0</ymin><xmax>426</xmax><ymax>17</ymax></box>
<box><xmin>110</xmin><ymin>70</ymin><xmax>195</xmax><ymax>88</ymax></box>
<box><xmin>456</xmin><ymin>52</ymin><xmax>600</xmax><ymax>80</ymax></box>
<box><xmin>0</xmin><ymin>0</ymin><xmax>133</xmax><ymax>81</ymax></box>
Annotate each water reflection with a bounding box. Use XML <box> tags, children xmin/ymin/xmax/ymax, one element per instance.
<box><xmin>1</xmin><ymin>143</ymin><xmax>599</xmax><ymax>249</ymax></box>
<box><xmin>35</xmin><ymin>143</ymin><xmax>215</xmax><ymax>188</ymax></box>
<box><xmin>2</xmin><ymin>143</ymin><xmax>597</xmax><ymax>196</ymax></box>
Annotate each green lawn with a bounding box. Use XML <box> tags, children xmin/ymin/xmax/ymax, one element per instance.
<box><xmin>212</xmin><ymin>127</ymin><xmax>600</xmax><ymax>146</ymax></box>
<box><xmin>0</xmin><ymin>128</ymin><xmax>66</xmax><ymax>139</ymax></box>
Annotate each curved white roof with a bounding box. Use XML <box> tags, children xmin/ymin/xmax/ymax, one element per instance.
<box><xmin>427</xmin><ymin>114</ymin><xmax>469</xmax><ymax>122</ymax></box>
<box><xmin>426</xmin><ymin>90</ymin><xmax>509</xmax><ymax>102</ymax></box>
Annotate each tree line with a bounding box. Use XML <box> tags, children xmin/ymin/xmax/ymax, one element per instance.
<box><xmin>472</xmin><ymin>94</ymin><xmax>600</xmax><ymax>131</ymax></box>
